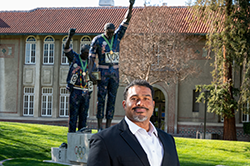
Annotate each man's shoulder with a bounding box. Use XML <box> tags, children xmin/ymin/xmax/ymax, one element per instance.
<box><xmin>93</xmin><ymin>34</ymin><xmax>104</xmax><ymax>40</ymax></box>
<box><xmin>66</xmin><ymin>49</ymin><xmax>78</xmax><ymax>55</ymax></box>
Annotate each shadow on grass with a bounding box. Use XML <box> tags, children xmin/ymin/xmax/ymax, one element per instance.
<box><xmin>3</xmin><ymin>158</ymin><xmax>63</xmax><ymax>166</ymax></box>
<box><xmin>0</xmin><ymin>141</ymin><xmax>50</xmax><ymax>160</ymax></box>
<box><xmin>179</xmin><ymin>156</ymin><xmax>223</xmax><ymax>166</ymax></box>
<box><xmin>180</xmin><ymin>161</ymin><xmax>214</xmax><ymax>166</ymax></box>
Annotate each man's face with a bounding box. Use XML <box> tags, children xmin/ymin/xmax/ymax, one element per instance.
<box><xmin>122</xmin><ymin>85</ymin><xmax>155</xmax><ymax>124</ymax></box>
<box><xmin>80</xmin><ymin>49</ymin><xmax>89</xmax><ymax>60</ymax></box>
<box><xmin>104</xmin><ymin>28</ymin><xmax>115</xmax><ymax>40</ymax></box>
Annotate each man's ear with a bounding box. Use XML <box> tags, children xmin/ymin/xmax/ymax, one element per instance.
<box><xmin>122</xmin><ymin>100</ymin><xmax>126</xmax><ymax>109</ymax></box>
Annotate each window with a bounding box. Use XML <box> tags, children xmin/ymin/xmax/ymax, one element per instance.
<box><xmin>242</xmin><ymin>101</ymin><xmax>250</xmax><ymax>122</ymax></box>
<box><xmin>41</xmin><ymin>88</ymin><xmax>53</xmax><ymax>116</ymax></box>
<box><xmin>61</xmin><ymin>36</ymin><xmax>73</xmax><ymax>65</ymax></box>
<box><xmin>243</xmin><ymin>113</ymin><xmax>250</xmax><ymax>122</ymax></box>
<box><xmin>192</xmin><ymin>90</ymin><xmax>199</xmax><ymax>112</ymax></box>
<box><xmin>43</xmin><ymin>36</ymin><xmax>55</xmax><ymax>64</ymax></box>
<box><xmin>23</xmin><ymin>87</ymin><xmax>34</xmax><ymax>116</ymax></box>
<box><xmin>25</xmin><ymin>36</ymin><xmax>36</xmax><ymax>64</ymax></box>
<box><xmin>59</xmin><ymin>88</ymin><xmax>69</xmax><ymax>117</ymax></box>
<box><xmin>80</xmin><ymin>36</ymin><xmax>91</xmax><ymax>48</ymax></box>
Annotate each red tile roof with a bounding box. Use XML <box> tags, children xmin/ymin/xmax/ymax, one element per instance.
<box><xmin>0</xmin><ymin>6</ymin><xmax>209</xmax><ymax>35</ymax></box>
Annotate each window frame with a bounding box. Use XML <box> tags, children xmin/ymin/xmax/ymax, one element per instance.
<box><xmin>59</xmin><ymin>88</ymin><xmax>69</xmax><ymax>117</ymax></box>
<box><xmin>41</xmin><ymin>87</ymin><xmax>53</xmax><ymax>116</ymax></box>
<box><xmin>43</xmin><ymin>36</ymin><xmax>55</xmax><ymax>64</ymax></box>
<box><xmin>242</xmin><ymin>101</ymin><xmax>250</xmax><ymax>122</ymax></box>
<box><xmin>192</xmin><ymin>89</ymin><xmax>200</xmax><ymax>112</ymax></box>
<box><xmin>25</xmin><ymin>36</ymin><xmax>36</xmax><ymax>64</ymax></box>
<box><xmin>23</xmin><ymin>87</ymin><xmax>34</xmax><ymax>116</ymax></box>
<box><xmin>80</xmin><ymin>35</ymin><xmax>91</xmax><ymax>48</ymax></box>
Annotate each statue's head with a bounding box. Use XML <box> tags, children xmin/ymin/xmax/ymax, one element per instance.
<box><xmin>80</xmin><ymin>44</ymin><xmax>90</xmax><ymax>60</ymax></box>
<box><xmin>104</xmin><ymin>23</ymin><xmax>115</xmax><ymax>40</ymax></box>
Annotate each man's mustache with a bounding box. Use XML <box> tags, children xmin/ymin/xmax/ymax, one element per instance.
<box><xmin>132</xmin><ymin>106</ymin><xmax>149</xmax><ymax>111</ymax></box>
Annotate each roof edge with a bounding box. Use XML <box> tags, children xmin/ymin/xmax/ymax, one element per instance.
<box><xmin>0</xmin><ymin>33</ymin><xmax>101</xmax><ymax>36</ymax></box>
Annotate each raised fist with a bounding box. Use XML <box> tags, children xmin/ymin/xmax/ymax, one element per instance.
<box><xmin>130</xmin><ymin>0</ymin><xmax>135</xmax><ymax>5</ymax></box>
<box><xmin>68</xmin><ymin>28</ymin><xmax>76</xmax><ymax>38</ymax></box>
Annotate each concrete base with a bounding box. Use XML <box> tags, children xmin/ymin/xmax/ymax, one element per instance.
<box><xmin>51</xmin><ymin>147</ymin><xmax>67</xmax><ymax>163</ymax></box>
<box><xmin>45</xmin><ymin>132</ymin><xmax>93</xmax><ymax>166</ymax></box>
<box><xmin>67</xmin><ymin>133</ymin><xmax>93</xmax><ymax>163</ymax></box>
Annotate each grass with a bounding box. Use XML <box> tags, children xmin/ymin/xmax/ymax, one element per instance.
<box><xmin>0</xmin><ymin>121</ymin><xmax>250</xmax><ymax>166</ymax></box>
<box><xmin>176</xmin><ymin>137</ymin><xmax>250</xmax><ymax>166</ymax></box>
<box><xmin>0</xmin><ymin>122</ymin><xmax>67</xmax><ymax>165</ymax></box>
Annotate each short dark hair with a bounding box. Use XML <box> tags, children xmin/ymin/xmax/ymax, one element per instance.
<box><xmin>80</xmin><ymin>44</ymin><xmax>90</xmax><ymax>53</ymax></box>
<box><xmin>123</xmin><ymin>79</ymin><xmax>154</xmax><ymax>100</ymax></box>
<box><xmin>104</xmin><ymin>23</ymin><xmax>115</xmax><ymax>30</ymax></box>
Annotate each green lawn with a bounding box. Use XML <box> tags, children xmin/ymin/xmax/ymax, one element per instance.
<box><xmin>0</xmin><ymin>121</ymin><xmax>250</xmax><ymax>166</ymax></box>
<box><xmin>0</xmin><ymin>122</ymin><xmax>67</xmax><ymax>165</ymax></box>
<box><xmin>176</xmin><ymin>137</ymin><xmax>250</xmax><ymax>166</ymax></box>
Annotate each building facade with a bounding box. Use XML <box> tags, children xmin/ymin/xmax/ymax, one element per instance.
<box><xmin>0</xmin><ymin>6</ymin><xmax>249</xmax><ymax>141</ymax></box>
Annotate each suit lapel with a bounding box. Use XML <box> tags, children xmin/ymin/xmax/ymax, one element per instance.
<box><xmin>119</xmin><ymin>119</ymin><xmax>150</xmax><ymax>166</ymax></box>
<box><xmin>158</xmin><ymin>130</ymin><xmax>171</xmax><ymax>166</ymax></box>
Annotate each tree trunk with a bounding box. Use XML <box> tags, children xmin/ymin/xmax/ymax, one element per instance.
<box><xmin>223</xmin><ymin>44</ymin><xmax>237</xmax><ymax>140</ymax></box>
<box><xmin>223</xmin><ymin>111</ymin><xmax>237</xmax><ymax>140</ymax></box>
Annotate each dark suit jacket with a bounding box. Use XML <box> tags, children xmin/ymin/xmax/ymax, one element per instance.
<box><xmin>87</xmin><ymin>119</ymin><xmax>180</xmax><ymax>166</ymax></box>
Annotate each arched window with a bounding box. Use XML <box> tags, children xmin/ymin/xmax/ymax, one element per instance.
<box><xmin>80</xmin><ymin>36</ymin><xmax>91</xmax><ymax>48</ymax></box>
<box><xmin>25</xmin><ymin>36</ymin><xmax>36</xmax><ymax>64</ymax></box>
<box><xmin>62</xmin><ymin>36</ymin><xmax>73</xmax><ymax>65</ymax></box>
<box><xmin>43</xmin><ymin>36</ymin><xmax>55</xmax><ymax>64</ymax></box>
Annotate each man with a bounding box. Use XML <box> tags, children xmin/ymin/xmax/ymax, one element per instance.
<box><xmin>88</xmin><ymin>0</ymin><xmax>135</xmax><ymax>131</ymax></box>
<box><xmin>87</xmin><ymin>79</ymin><xmax>180</xmax><ymax>166</ymax></box>
<box><xmin>64</xmin><ymin>28</ymin><xmax>94</xmax><ymax>132</ymax></box>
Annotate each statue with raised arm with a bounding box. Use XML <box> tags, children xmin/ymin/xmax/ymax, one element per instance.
<box><xmin>88</xmin><ymin>0</ymin><xmax>135</xmax><ymax>131</ymax></box>
<box><xmin>64</xmin><ymin>28</ymin><xmax>94</xmax><ymax>132</ymax></box>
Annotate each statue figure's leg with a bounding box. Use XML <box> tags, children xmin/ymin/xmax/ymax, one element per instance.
<box><xmin>106</xmin><ymin>119</ymin><xmax>112</xmax><ymax>128</ymax></box>
<box><xmin>97</xmin><ymin>69</ymin><xmax>109</xmax><ymax>130</ymax></box>
<box><xmin>68</xmin><ymin>89</ymin><xmax>81</xmax><ymax>132</ymax></box>
<box><xmin>97</xmin><ymin>118</ymin><xmax>103</xmax><ymax>131</ymax></box>
<box><xmin>105</xmin><ymin>69</ymin><xmax>119</xmax><ymax>128</ymax></box>
<box><xmin>78</xmin><ymin>92</ymin><xmax>90</xmax><ymax>131</ymax></box>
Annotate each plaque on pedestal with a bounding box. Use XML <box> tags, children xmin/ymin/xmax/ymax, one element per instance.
<box><xmin>67</xmin><ymin>132</ymin><xmax>93</xmax><ymax>163</ymax></box>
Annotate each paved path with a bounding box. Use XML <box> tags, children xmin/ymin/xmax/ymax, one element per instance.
<box><xmin>0</xmin><ymin>158</ymin><xmax>13</xmax><ymax>165</ymax></box>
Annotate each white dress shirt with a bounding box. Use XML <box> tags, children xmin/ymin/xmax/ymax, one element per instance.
<box><xmin>125</xmin><ymin>116</ymin><xmax>164</xmax><ymax>166</ymax></box>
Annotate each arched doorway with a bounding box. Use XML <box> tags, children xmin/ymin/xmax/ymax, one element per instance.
<box><xmin>151</xmin><ymin>88</ymin><xmax>165</xmax><ymax>130</ymax></box>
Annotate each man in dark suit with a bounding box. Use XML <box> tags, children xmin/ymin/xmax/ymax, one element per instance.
<box><xmin>87</xmin><ymin>79</ymin><xmax>180</xmax><ymax>166</ymax></box>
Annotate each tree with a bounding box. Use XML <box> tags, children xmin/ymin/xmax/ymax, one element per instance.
<box><xmin>193</xmin><ymin>0</ymin><xmax>250</xmax><ymax>140</ymax></box>
<box><xmin>120</xmin><ymin>6</ymin><xmax>201</xmax><ymax>85</ymax></box>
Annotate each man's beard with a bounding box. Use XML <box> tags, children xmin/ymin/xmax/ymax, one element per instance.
<box><xmin>132</xmin><ymin>106</ymin><xmax>149</xmax><ymax>122</ymax></box>
<box><xmin>133</xmin><ymin>115</ymin><xmax>148</xmax><ymax>122</ymax></box>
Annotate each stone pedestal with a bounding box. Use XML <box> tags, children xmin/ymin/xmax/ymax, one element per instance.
<box><xmin>67</xmin><ymin>133</ymin><xmax>93</xmax><ymax>164</ymax></box>
<box><xmin>51</xmin><ymin>147</ymin><xmax>67</xmax><ymax>163</ymax></box>
<box><xmin>46</xmin><ymin>132</ymin><xmax>93</xmax><ymax>166</ymax></box>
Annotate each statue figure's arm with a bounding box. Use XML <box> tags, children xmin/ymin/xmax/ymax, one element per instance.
<box><xmin>64</xmin><ymin>28</ymin><xmax>76</xmax><ymax>62</ymax></box>
<box><xmin>88</xmin><ymin>58</ymin><xmax>97</xmax><ymax>84</ymax></box>
<box><xmin>65</xmin><ymin>28</ymin><xmax>75</xmax><ymax>49</ymax></box>
<box><xmin>88</xmin><ymin>39</ymin><xmax>98</xmax><ymax>84</ymax></box>
<box><xmin>123</xmin><ymin>0</ymin><xmax>135</xmax><ymax>23</ymax></box>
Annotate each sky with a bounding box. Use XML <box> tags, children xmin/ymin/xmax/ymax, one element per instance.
<box><xmin>1</xmin><ymin>0</ymin><xmax>188</xmax><ymax>11</ymax></box>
